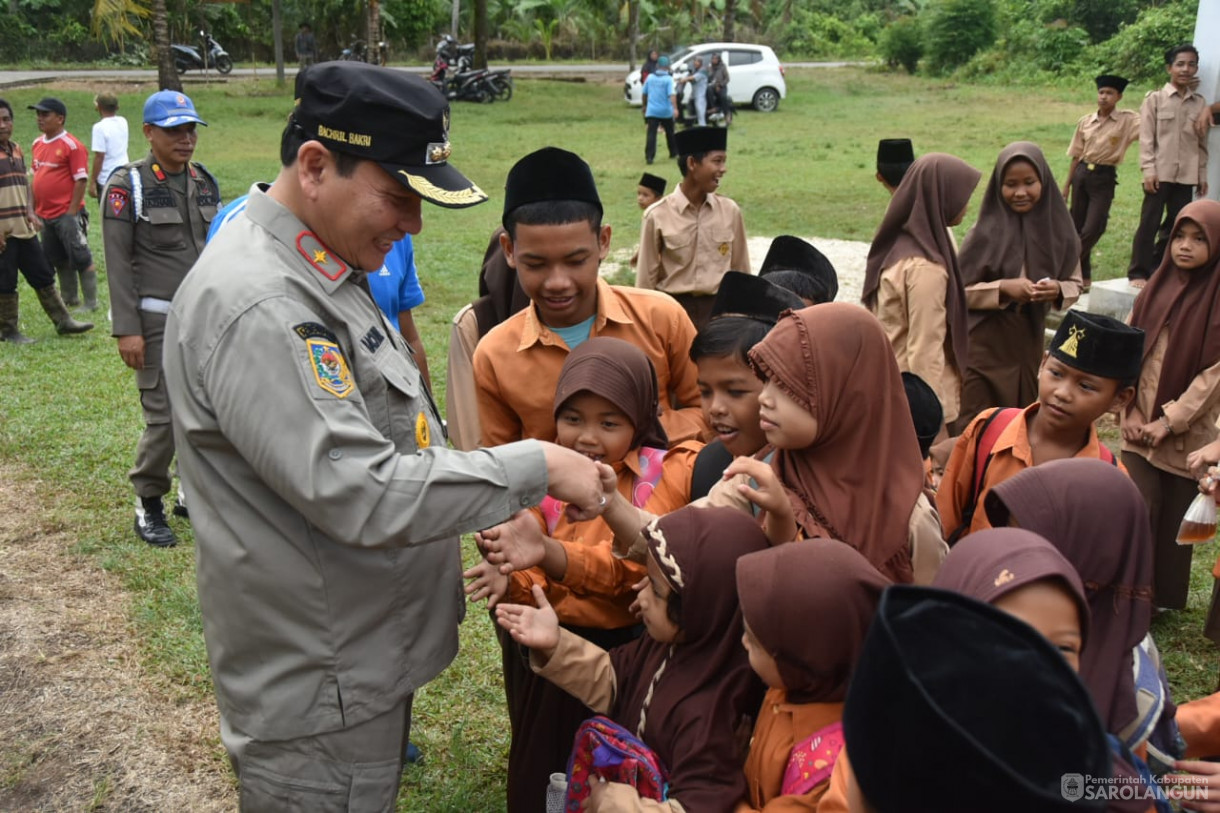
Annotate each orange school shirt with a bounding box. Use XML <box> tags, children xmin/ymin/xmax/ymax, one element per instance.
<box><xmin>508</xmin><ymin>441</ymin><xmax>700</xmax><ymax>630</ymax></box>
<box><xmin>937</xmin><ymin>403</ymin><xmax>1125</xmax><ymax>540</ymax></box>
<box><xmin>742</xmin><ymin>689</ymin><xmax>843</xmax><ymax>812</ymax></box>
<box><xmin>473</xmin><ymin>278</ymin><xmax>708</xmax><ymax>448</ymax></box>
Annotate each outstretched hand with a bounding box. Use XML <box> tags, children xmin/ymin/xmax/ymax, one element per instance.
<box><xmin>724</xmin><ymin>456</ymin><xmax>797</xmax><ymax>545</ymax></box>
<box><xmin>477</xmin><ymin>510</ymin><xmax>547</xmax><ymax>575</ymax></box>
<box><xmin>495</xmin><ymin>585</ymin><xmax>560</xmax><ymax>657</ymax></box>
<box><xmin>463</xmin><ymin>559</ymin><xmax>509</xmax><ymax>609</ymax></box>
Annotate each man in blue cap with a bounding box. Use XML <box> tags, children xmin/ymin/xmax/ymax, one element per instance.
<box><xmin>102</xmin><ymin>90</ymin><xmax>221</xmax><ymax>547</ymax></box>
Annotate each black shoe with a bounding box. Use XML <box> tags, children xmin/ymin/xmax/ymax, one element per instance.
<box><xmin>136</xmin><ymin>497</ymin><xmax>178</xmax><ymax>547</ymax></box>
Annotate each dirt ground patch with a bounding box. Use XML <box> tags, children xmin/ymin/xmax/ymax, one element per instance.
<box><xmin>0</xmin><ymin>466</ymin><xmax>234</xmax><ymax>810</ymax></box>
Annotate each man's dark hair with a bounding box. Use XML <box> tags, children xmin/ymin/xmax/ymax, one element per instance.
<box><xmin>1166</xmin><ymin>44</ymin><xmax>1199</xmax><ymax>65</ymax></box>
<box><xmin>677</xmin><ymin>151</ymin><xmax>710</xmax><ymax>177</ymax></box>
<box><xmin>279</xmin><ymin>114</ymin><xmax>360</xmax><ymax>176</ymax></box>
<box><xmin>0</xmin><ymin>98</ymin><xmax>12</xmax><ymax>120</ymax></box>
<box><xmin>503</xmin><ymin>200</ymin><xmax>602</xmax><ymax>241</ymax></box>
<box><xmin>689</xmin><ymin>316</ymin><xmax>769</xmax><ymax>365</ymax></box>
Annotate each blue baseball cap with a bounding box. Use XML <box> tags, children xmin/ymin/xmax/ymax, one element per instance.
<box><xmin>143</xmin><ymin>91</ymin><xmax>207</xmax><ymax>127</ymax></box>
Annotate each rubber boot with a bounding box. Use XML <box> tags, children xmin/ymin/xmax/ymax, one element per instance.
<box><xmin>57</xmin><ymin>267</ymin><xmax>80</xmax><ymax>307</ymax></box>
<box><xmin>79</xmin><ymin>269</ymin><xmax>99</xmax><ymax>312</ymax></box>
<box><xmin>0</xmin><ymin>292</ymin><xmax>36</xmax><ymax>344</ymax></box>
<box><xmin>35</xmin><ymin>285</ymin><xmax>94</xmax><ymax>334</ymax></box>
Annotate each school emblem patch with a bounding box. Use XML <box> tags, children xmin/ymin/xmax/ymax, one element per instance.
<box><xmin>1059</xmin><ymin>325</ymin><xmax>1084</xmax><ymax>359</ymax></box>
<box><xmin>718</xmin><ymin>242</ymin><xmax>729</xmax><ymax>256</ymax></box>
<box><xmin>108</xmin><ymin>187</ymin><xmax>129</xmax><ymax>218</ymax></box>
<box><xmin>307</xmin><ymin>338</ymin><xmax>354</xmax><ymax>397</ymax></box>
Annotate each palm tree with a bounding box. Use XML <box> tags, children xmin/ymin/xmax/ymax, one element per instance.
<box><xmin>91</xmin><ymin>0</ymin><xmax>180</xmax><ymax>91</ymax></box>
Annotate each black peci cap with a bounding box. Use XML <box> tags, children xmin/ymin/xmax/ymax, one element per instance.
<box><xmin>675</xmin><ymin>126</ymin><xmax>727</xmax><ymax>157</ymax></box>
<box><xmin>502</xmin><ymin>146</ymin><xmax>603</xmax><ymax>226</ymax></box>
<box><xmin>292</xmin><ymin>62</ymin><xmax>486</xmax><ymax>208</ymax></box>
<box><xmin>639</xmin><ymin>172</ymin><xmax>667</xmax><ymax>196</ymax></box>
<box><xmin>710</xmin><ymin>271</ymin><xmax>803</xmax><ymax>325</ymax></box>
<box><xmin>877</xmin><ymin>138</ymin><xmax>915</xmax><ymax>167</ymax></box>
<box><xmin>1095</xmin><ymin>74</ymin><xmax>1130</xmax><ymax>93</ymax></box>
<box><xmin>758</xmin><ymin>235</ymin><xmax>839</xmax><ymax>303</ymax></box>
<box><xmin>1048</xmin><ymin>310</ymin><xmax>1144</xmax><ymax>383</ymax></box>
<box><xmin>844</xmin><ymin>586</ymin><xmax>1110</xmax><ymax>813</ymax></box>
<box><xmin>901</xmin><ymin>372</ymin><xmax>943</xmax><ymax>459</ymax></box>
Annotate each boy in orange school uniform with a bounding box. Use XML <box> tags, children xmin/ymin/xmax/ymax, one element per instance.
<box><xmin>938</xmin><ymin>310</ymin><xmax>1142</xmax><ymax>541</ymax></box>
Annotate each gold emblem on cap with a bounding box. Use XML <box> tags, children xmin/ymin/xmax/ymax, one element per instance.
<box><xmin>1059</xmin><ymin>325</ymin><xmax>1084</xmax><ymax>359</ymax></box>
<box><xmin>994</xmin><ymin>569</ymin><xmax>1015</xmax><ymax>587</ymax></box>
<box><xmin>427</xmin><ymin>141</ymin><xmax>452</xmax><ymax>165</ymax></box>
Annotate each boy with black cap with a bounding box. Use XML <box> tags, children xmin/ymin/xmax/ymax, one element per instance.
<box><xmin>938</xmin><ymin>310</ymin><xmax>1142</xmax><ymax>541</ymax></box>
<box><xmin>758</xmin><ymin>234</ymin><xmax>839</xmax><ymax>304</ymax></box>
<box><xmin>630</xmin><ymin>172</ymin><xmax>667</xmax><ymax>271</ymax></box>
<box><xmin>875</xmin><ymin>137</ymin><xmax>914</xmax><ymax>193</ymax></box>
<box><xmin>1063</xmin><ymin>74</ymin><xmax>1140</xmax><ymax>290</ymax></box>
<box><xmin>473</xmin><ymin>146</ymin><xmax>706</xmax><ymax>449</ymax></box>
<box><xmin>162</xmin><ymin>63</ymin><xmax>608</xmax><ymax>807</ymax></box>
<box><xmin>637</xmin><ymin>126</ymin><xmax>749</xmax><ymax>329</ymax></box>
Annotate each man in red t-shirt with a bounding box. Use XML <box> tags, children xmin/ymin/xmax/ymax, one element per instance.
<box><xmin>29</xmin><ymin>97</ymin><xmax>98</xmax><ymax>310</ymax></box>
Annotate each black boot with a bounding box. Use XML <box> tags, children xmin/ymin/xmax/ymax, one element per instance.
<box><xmin>135</xmin><ymin>496</ymin><xmax>178</xmax><ymax>547</ymax></box>
<box><xmin>0</xmin><ymin>292</ymin><xmax>36</xmax><ymax>344</ymax></box>
<box><xmin>35</xmin><ymin>286</ymin><xmax>93</xmax><ymax>334</ymax></box>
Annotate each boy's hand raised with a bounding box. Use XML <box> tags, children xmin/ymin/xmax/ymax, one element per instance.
<box><xmin>463</xmin><ymin>559</ymin><xmax>509</xmax><ymax>608</ymax></box>
<box><xmin>496</xmin><ymin>585</ymin><xmax>560</xmax><ymax>659</ymax></box>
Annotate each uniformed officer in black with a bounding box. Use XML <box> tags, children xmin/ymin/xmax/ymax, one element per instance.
<box><xmin>102</xmin><ymin>90</ymin><xmax>220</xmax><ymax>547</ymax></box>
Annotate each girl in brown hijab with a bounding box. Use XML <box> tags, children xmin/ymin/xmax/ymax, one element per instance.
<box><xmin>1121</xmin><ymin>199</ymin><xmax>1220</xmax><ymax>611</ymax></box>
<box><xmin>730</xmin><ymin>303</ymin><xmax>945</xmax><ymax>584</ymax></box>
<box><xmin>863</xmin><ymin>153</ymin><xmax>982</xmax><ymax>427</ymax></box>
<box><xmin>955</xmin><ymin>142</ymin><xmax>1083</xmax><ymax>431</ymax></box>
<box><xmin>495</xmin><ymin>506</ymin><xmax>768</xmax><ymax>813</ymax></box>
<box><xmin>468</xmin><ymin>336</ymin><xmax>702</xmax><ymax>813</ymax></box>
<box><xmin>736</xmin><ymin>541</ymin><xmax>888</xmax><ymax>811</ymax></box>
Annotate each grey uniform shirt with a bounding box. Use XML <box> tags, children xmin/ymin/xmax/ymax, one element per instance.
<box><xmin>163</xmin><ymin>189</ymin><xmax>548</xmax><ymax>741</ymax></box>
<box><xmin>102</xmin><ymin>153</ymin><xmax>220</xmax><ymax>337</ymax></box>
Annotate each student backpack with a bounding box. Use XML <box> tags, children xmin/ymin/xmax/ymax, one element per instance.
<box><xmin>946</xmin><ymin>407</ymin><xmax>1116</xmax><ymax>546</ymax></box>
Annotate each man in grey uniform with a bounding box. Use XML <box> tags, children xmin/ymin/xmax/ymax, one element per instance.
<box><xmin>162</xmin><ymin>62</ymin><xmax>607</xmax><ymax>810</ymax></box>
<box><xmin>103</xmin><ymin>90</ymin><xmax>220</xmax><ymax>547</ymax></box>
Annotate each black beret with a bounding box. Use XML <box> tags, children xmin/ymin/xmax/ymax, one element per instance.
<box><xmin>710</xmin><ymin>271</ymin><xmax>804</xmax><ymax>325</ymax></box>
<box><xmin>292</xmin><ymin>62</ymin><xmax>486</xmax><ymax>208</ymax></box>
<box><xmin>758</xmin><ymin>236</ymin><xmax>839</xmax><ymax>303</ymax></box>
<box><xmin>675</xmin><ymin>126</ymin><xmax>727</xmax><ymax>157</ymax></box>
<box><xmin>502</xmin><ymin>147</ymin><xmax>603</xmax><ymax>225</ymax></box>
<box><xmin>844</xmin><ymin>586</ymin><xmax>1110</xmax><ymax>813</ymax></box>
<box><xmin>1048</xmin><ymin>310</ymin><xmax>1144</xmax><ymax>383</ymax></box>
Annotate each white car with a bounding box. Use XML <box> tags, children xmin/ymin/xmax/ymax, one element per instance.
<box><xmin>624</xmin><ymin>43</ymin><xmax>787</xmax><ymax>112</ymax></box>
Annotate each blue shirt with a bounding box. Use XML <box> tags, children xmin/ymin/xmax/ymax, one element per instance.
<box><xmin>643</xmin><ymin>71</ymin><xmax>676</xmax><ymax>119</ymax></box>
<box><xmin>549</xmin><ymin>314</ymin><xmax>596</xmax><ymax>350</ymax></box>
<box><xmin>208</xmin><ymin>192</ymin><xmax>424</xmax><ymax>331</ymax></box>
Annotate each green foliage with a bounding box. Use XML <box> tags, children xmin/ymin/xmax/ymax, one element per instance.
<box><xmin>1034</xmin><ymin>22</ymin><xmax>1089</xmax><ymax>71</ymax></box>
<box><xmin>879</xmin><ymin>15</ymin><xmax>922</xmax><ymax>74</ymax></box>
<box><xmin>1087</xmin><ymin>0</ymin><xmax>1199</xmax><ymax>84</ymax></box>
<box><xmin>924</xmin><ymin>0</ymin><xmax>997</xmax><ymax>73</ymax></box>
<box><xmin>1067</xmin><ymin>0</ymin><xmax>1144</xmax><ymax>42</ymax></box>
<box><xmin>769</xmin><ymin>8</ymin><xmax>876</xmax><ymax>59</ymax></box>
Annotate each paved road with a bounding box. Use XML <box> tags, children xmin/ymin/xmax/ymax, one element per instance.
<box><xmin>0</xmin><ymin>61</ymin><xmax>862</xmax><ymax>89</ymax></box>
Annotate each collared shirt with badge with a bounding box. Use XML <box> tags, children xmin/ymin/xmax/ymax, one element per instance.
<box><xmin>1138</xmin><ymin>82</ymin><xmax>1210</xmax><ymax>186</ymax></box>
<box><xmin>1067</xmin><ymin>108</ymin><xmax>1140</xmax><ymax>167</ymax></box>
<box><xmin>636</xmin><ymin>185</ymin><xmax>750</xmax><ymax>296</ymax></box>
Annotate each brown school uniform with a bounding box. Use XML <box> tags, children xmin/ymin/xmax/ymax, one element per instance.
<box><xmin>473</xmin><ymin>278</ymin><xmax>707</xmax><ymax>447</ymax></box>
<box><xmin>957</xmin><ymin>143</ymin><xmax>1082</xmax><ymax>430</ymax></box>
<box><xmin>741</xmin><ymin>692</ymin><xmax>842</xmax><ymax>812</ymax></box>
<box><xmin>1067</xmin><ymin>107</ymin><xmax>1140</xmax><ymax>279</ymax></box>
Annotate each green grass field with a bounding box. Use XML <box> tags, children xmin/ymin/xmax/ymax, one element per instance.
<box><xmin>1</xmin><ymin>68</ymin><xmax>1216</xmax><ymax>809</ymax></box>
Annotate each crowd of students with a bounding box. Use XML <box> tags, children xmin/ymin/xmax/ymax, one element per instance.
<box><xmin>442</xmin><ymin>40</ymin><xmax>1220</xmax><ymax>813</ymax></box>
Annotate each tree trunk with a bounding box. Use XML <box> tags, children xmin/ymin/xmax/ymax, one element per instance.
<box><xmin>272</xmin><ymin>0</ymin><xmax>285</xmax><ymax>85</ymax></box>
<box><xmin>451</xmin><ymin>0</ymin><xmax>461</xmax><ymax>37</ymax></box>
<box><xmin>474</xmin><ymin>0</ymin><xmax>488</xmax><ymax>69</ymax></box>
<box><xmin>152</xmin><ymin>0</ymin><xmax>181</xmax><ymax>92</ymax></box>
<box><xmin>627</xmin><ymin>0</ymin><xmax>639</xmax><ymax>70</ymax></box>
<box><xmin>723</xmin><ymin>0</ymin><xmax>735</xmax><ymax>41</ymax></box>
<box><xmin>780</xmin><ymin>0</ymin><xmax>792</xmax><ymax>26</ymax></box>
<box><xmin>368</xmin><ymin>0</ymin><xmax>382</xmax><ymax>63</ymax></box>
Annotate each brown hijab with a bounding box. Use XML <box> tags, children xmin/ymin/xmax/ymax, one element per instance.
<box><xmin>862</xmin><ymin>153</ymin><xmax>982</xmax><ymax>371</ymax></box>
<box><xmin>553</xmin><ymin>336</ymin><xmax>668</xmax><ymax>451</ymax></box>
<box><xmin>1128</xmin><ymin>199</ymin><xmax>1220</xmax><ymax>420</ymax></box>
<box><xmin>932</xmin><ymin>527</ymin><xmax>1091</xmax><ymax>647</ymax></box>
<box><xmin>984</xmin><ymin>459</ymin><xmax>1155</xmax><ymax>736</ymax></box>
<box><xmin>958</xmin><ymin>142</ymin><xmax>1080</xmax><ymax>289</ymax></box>
<box><xmin>471</xmin><ymin>226</ymin><xmax>530</xmax><ymax>338</ymax></box>
<box><xmin>611</xmin><ymin>506</ymin><xmax>768</xmax><ymax>810</ymax></box>
<box><xmin>747</xmin><ymin>303</ymin><xmax>926</xmax><ymax>583</ymax></box>
<box><xmin>737</xmin><ymin>540</ymin><xmax>889</xmax><ymax>704</ymax></box>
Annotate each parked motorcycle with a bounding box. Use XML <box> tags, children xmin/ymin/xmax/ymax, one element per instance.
<box><xmin>171</xmin><ymin>30</ymin><xmax>233</xmax><ymax>74</ymax></box>
<box><xmin>430</xmin><ymin>48</ymin><xmax>512</xmax><ymax>103</ymax></box>
<box><xmin>436</xmin><ymin>35</ymin><xmax>475</xmax><ymax>74</ymax></box>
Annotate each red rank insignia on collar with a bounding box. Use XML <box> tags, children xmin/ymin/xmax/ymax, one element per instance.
<box><xmin>296</xmin><ymin>231</ymin><xmax>348</xmax><ymax>281</ymax></box>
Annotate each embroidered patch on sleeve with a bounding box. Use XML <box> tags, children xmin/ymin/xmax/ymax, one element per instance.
<box><xmin>294</xmin><ymin>322</ymin><xmax>353</xmax><ymax>398</ymax></box>
<box><xmin>106</xmin><ymin>188</ymin><xmax>129</xmax><ymax>219</ymax></box>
